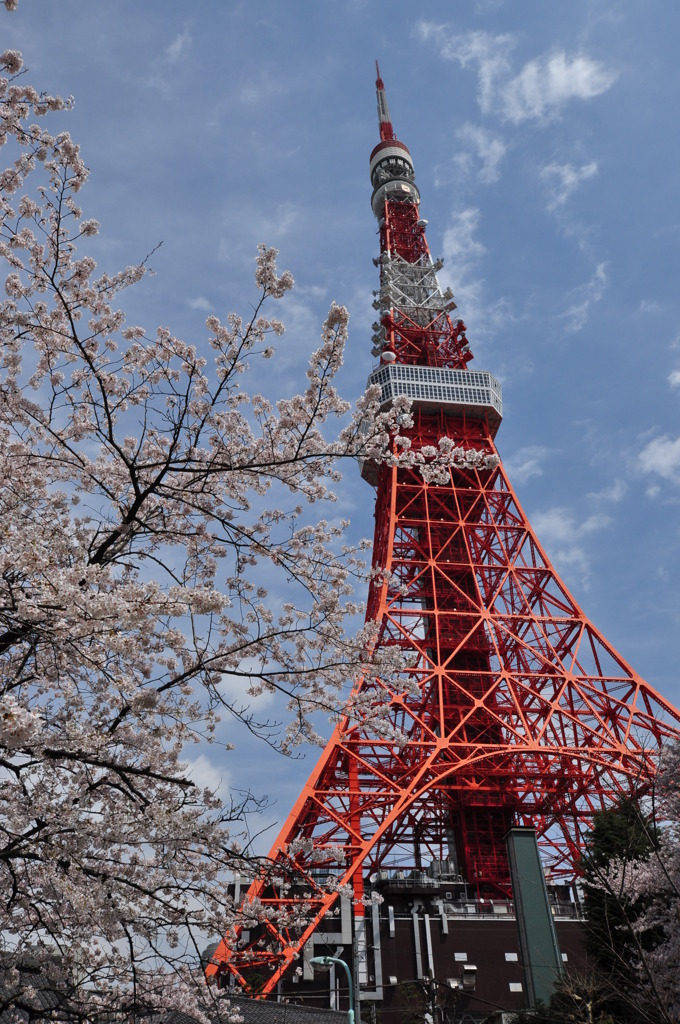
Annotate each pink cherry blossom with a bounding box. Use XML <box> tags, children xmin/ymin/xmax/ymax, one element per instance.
<box><xmin>0</xmin><ymin>23</ymin><xmax>442</xmax><ymax>1022</ymax></box>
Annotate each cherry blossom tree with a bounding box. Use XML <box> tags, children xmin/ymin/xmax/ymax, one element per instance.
<box><xmin>0</xmin><ymin>8</ymin><xmax>502</xmax><ymax>1019</ymax></box>
<box><xmin>0</xmin><ymin>29</ymin><xmax>413</xmax><ymax>1024</ymax></box>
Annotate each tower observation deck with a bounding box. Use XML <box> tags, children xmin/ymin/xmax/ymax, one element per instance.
<box><xmin>206</xmin><ymin>65</ymin><xmax>680</xmax><ymax>1010</ymax></box>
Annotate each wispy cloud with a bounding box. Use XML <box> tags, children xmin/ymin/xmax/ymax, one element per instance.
<box><xmin>442</xmin><ymin>207</ymin><xmax>487</xmax><ymax>264</ymax></box>
<box><xmin>187</xmin><ymin>295</ymin><xmax>213</xmax><ymax>312</ymax></box>
<box><xmin>145</xmin><ymin>27</ymin><xmax>193</xmax><ymax>96</ymax></box>
<box><xmin>456</xmin><ymin>122</ymin><xmax>508</xmax><ymax>183</ymax></box>
<box><xmin>637</xmin><ymin>434</ymin><xmax>680</xmax><ymax>484</ymax></box>
<box><xmin>587</xmin><ymin>478</ymin><xmax>627</xmax><ymax>503</ymax></box>
<box><xmin>416</xmin><ymin>23</ymin><xmax>616</xmax><ymax>124</ymax></box>
<box><xmin>668</xmin><ymin>370</ymin><xmax>680</xmax><ymax>388</ymax></box>
<box><xmin>503</xmin><ymin>445</ymin><xmax>552</xmax><ymax>484</ymax></box>
<box><xmin>164</xmin><ymin>28</ymin><xmax>192</xmax><ymax>65</ymax></box>
<box><xmin>440</xmin><ymin>207</ymin><xmax>486</xmax><ymax>325</ymax></box>
<box><xmin>417</xmin><ymin>25</ymin><xmax>513</xmax><ymax>115</ymax></box>
<box><xmin>540</xmin><ymin>160</ymin><xmax>598</xmax><ymax>210</ymax></box>
<box><xmin>182</xmin><ymin>753</ymin><xmax>231</xmax><ymax>800</ymax></box>
<box><xmin>502</xmin><ymin>52</ymin><xmax>616</xmax><ymax>123</ymax></box>
<box><xmin>559</xmin><ymin>262</ymin><xmax>608</xmax><ymax>331</ymax></box>
<box><xmin>438</xmin><ymin>206</ymin><xmax>515</xmax><ymax>355</ymax></box>
<box><xmin>239</xmin><ymin>72</ymin><xmax>289</xmax><ymax>106</ymax></box>
<box><xmin>531</xmin><ymin>506</ymin><xmax>611</xmax><ymax>588</ymax></box>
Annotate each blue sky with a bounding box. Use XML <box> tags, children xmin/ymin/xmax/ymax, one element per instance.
<box><xmin>7</xmin><ymin>1</ymin><xmax>680</xmax><ymax>846</ymax></box>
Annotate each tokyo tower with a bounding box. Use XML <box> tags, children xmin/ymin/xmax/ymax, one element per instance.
<box><xmin>207</xmin><ymin>66</ymin><xmax>680</xmax><ymax>1002</ymax></box>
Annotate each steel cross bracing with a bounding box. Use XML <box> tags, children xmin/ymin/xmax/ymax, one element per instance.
<box><xmin>206</xmin><ymin>68</ymin><xmax>680</xmax><ymax>997</ymax></box>
<box><xmin>372</xmin><ymin>212</ymin><xmax>472</xmax><ymax>370</ymax></box>
<box><xmin>371</xmin><ymin>253</ymin><xmax>467</xmax><ymax>367</ymax></box>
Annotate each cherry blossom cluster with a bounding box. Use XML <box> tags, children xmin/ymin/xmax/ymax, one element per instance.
<box><xmin>0</xmin><ymin>26</ymin><xmax>455</xmax><ymax>1022</ymax></box>
<box><xmin>0</xmin><ymin>15</ymin><xmax>504</xmax><ymax>1015</ymax></box>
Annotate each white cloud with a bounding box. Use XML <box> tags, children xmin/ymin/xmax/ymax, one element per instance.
<box><xmin>417</xmin><ymin>24</ymin><xmax>513</xmax><ymax>116</ymax></box>
<box><xmin>668</xmin><ymin>369</ymin><xmax>680</xmax><ymax>388</ymax></box>
<box><xmin>531</xmin><ymin>506</ymin><xmax>611</xmax><ymax>588</ymax></box>
<box><xmin>559</xmin><ymin>262</ymin><xmax>608</xmax><ymax>332</ymax></box>
<box><xmin>581</xmin><ymin>512</ymin><xmax>612</xmax><ymax>533</ymax></box>
<box><xmin>456</xmin><ymin>123</ymin><xmax>508</xmax><ymax>183</ymax></box>
<box><xmin>145</xmin><ymin>27</ymin><xmax>193</xmax><ymax>95</ymax></box>
<box><xmin>587</xmin><ymin>479</ymin><xmax>627</xmax><ymax>503</ymax></box>
<box><xmin>440</xmin><ymin>207</ymin><xmax>486</xmax><ymax>326</ymax></box>
<box><xmin>183</xmin><ymin>753</ymin><xmax>231</xmax><ymax>800</ymax></box>
<box><xmin>265</xmin><ymin>201</ymin><xmax>299</xmax><ymax>238</ymax></box>
<box><xmin>503</xmin><ymin>445</ymin><xmax>552</xmax><ymax>484</ymax></box>
<box><xmin>218</xmin><ymin>660</ymin><xmax>279</xmax><ymax>712</ymax></box>
<box><xmin>541</xmin><ymin>160</ymin><xmax>598</xmax><ymax>210</ymax></box>
<box><xmin>187</xmin><ymin>295</ymin><xmax>213</xmax><ymax>312</ymax></box>
<box><xmin>438</xmin><ymin>206</ymin><xmax>516</xmax><ymax>353</ymax></box>
<box><xmin>296</xmin><ymin>283</ymin><xmax>328</xmax><ymax>300</ymax></box>
<box><xmin>638</xmin><ymin>435</ymin><xmax>680</xmax><ymax>483</ymax></box>
<box><xmin>165</xmin><ymin>28</ymin><xmax>192</xmax><ymax>65</ymax></box>
<box><xmin>416</xmin><ymin>24</ymin><xmax>616</xmax><ymax>125</ymax></box>
<box><xmin>442</xmin><ymin>207</ymin><xmax>486</xmax><ymax>264</ymax></box>
<box><xmin>502</xmin><ymin>53</ymin><xmax>616</xmax><ymax>123</ymax></box>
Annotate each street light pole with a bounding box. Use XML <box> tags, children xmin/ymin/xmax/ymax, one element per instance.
<box><xmin>310</xmin><ymin>956</ymin><xmax>355</xmax><ymax>1024</ymax></box>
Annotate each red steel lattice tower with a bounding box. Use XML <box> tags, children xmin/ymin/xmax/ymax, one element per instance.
<box><xmin>207</xmin><ymin>66</ymin><xmax>680</xmax><ymax>995</ymax></box>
